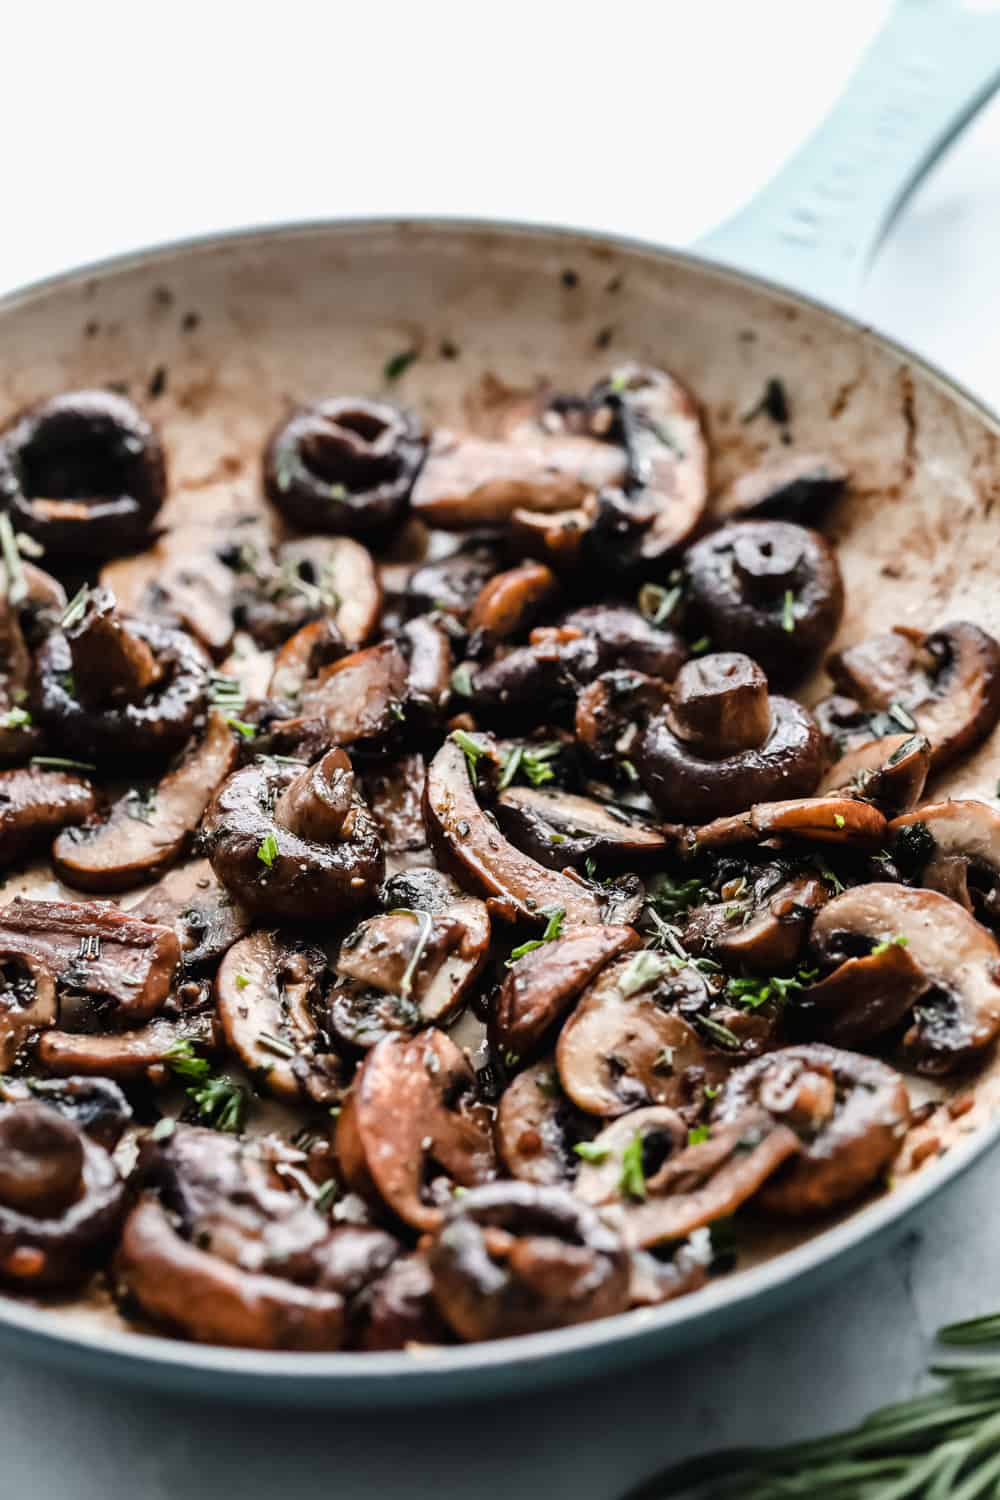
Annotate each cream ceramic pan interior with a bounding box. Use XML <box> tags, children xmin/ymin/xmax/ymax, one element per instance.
<box><xmin>3</xmin><ymin>219</ymin><xmax>1000</xmax><ymax>1405</ymax></box>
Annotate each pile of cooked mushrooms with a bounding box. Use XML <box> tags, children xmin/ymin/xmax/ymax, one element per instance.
<box><xmin>0</xmin><ymin>369</ymin><xmax>997</xmax><ymax>1352</ymax></box>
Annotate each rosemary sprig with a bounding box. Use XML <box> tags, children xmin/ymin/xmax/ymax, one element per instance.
<box><xmin>623</xmin><ymin>1311</ymin><xmax>1000</xmax><ymax>1499</ymax></box>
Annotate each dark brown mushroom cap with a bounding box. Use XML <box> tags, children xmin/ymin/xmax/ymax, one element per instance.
<box><xmin>712</xmin><ymin>1044</ymin><xmax>909</xmax><ymax>1215</ymax></box>
<box><xmin>684</xmin><ymin>520</ymin><xmax>844</xmax><ymax>687</ymax></box>
<box><xmin>493</xmin><ymin>924</ymin><xmax>640</xmax><ymax>1059</ymax></box>
<box><xmin>0</xmin><ymin>898</ymin><xmax>179</xmax><ymax>1019</ymax></box>
<box><xmin>792</xmin><ymin>942</ymin><xmax>927</xmax><ymax>1048</ymax></box>
<box><xmin>560</xmin><ymin>605</ymin><xmax>688</xmax><ymax>682</ymax></box>
<box><xmin>407</xmin><ymin>536</ymin><xmax>506</xmax><ymax>619</ymax></box>
<box><xmin>467</xmin><ymin>562</ymin><xmax>558</xmax><ymax>642</ymax></box>
<box><xmin>38</xmin><ymin>1010</ymin><xmax>217</xmax><ymax>1081</ymax></box>
<box><xmin>595</xmin><ymin>1109</ymin><xmax>800</xmax><ymax>1248</ymax></box>
<box><xmin>0</xmin><ymin>389</ymin><xmax>166</xmax><ymax>555</ymax></box>
<box><xmin>555</xmin><ymin>953</ymin><xmax>729</xmax><ymax>1118</ymax></box>
<box><xmin>53</xmin><ymin>710</ymin><xmax>238</xmax><ymax>894</ymax></box>
<box><xmin>714</xmin><ymin>452</ymin><xmax>849</xmax><ymax>524</ymax></box>
<box><xmin>0</xmin><ymin>1101</ymin><xmax>125</xmax><ymax>1289</ymax></box>
<box><xmin>637</xmin><ymin>690</ymin><xmax>822</xmax><ymax>822</ymax></box>
<box><xmin>810</xmin><ymin>882</ymin><xmax>1000</xmax><ymax>1073</ymax></box>
<box><xmin>427</xmin><ymin>1180</ymin><xmax>630</xmax><ymax>1341</ymax></box>
<box><xmin>215</xmin><ymin>931</ymin><xmax>344</xmax><ymax>1103</ymax></box>
<box><xmin>410</xmin><ymin>429</ymin><xmax>624</xmax><ymax>530</ymax></box>
<box><xmin>494</xmin><ymin>786</ymin><xmax>666</xmax><ymax>871</ymax></box>
<box><xmin>0</xmin><ymin>1074</ymin><xmax>132</xmax><ymax>1150</ymax></box>
<box><xmin>423</xmin><ymin>736</ymin><xmax>602</xmax><ymax>926</ymax></box>
<box><xmin>35</xmin><ymin>612</ymin><xmax>211</xmax><ymax>760</ymax></box>
<box><xmin>130</xmin><ymin>858</ymin><xmax>252</xmax><ymax>970</ymax></box>
<box><xmin>818</xmin><ymin>733</ymin><xmax>930</xmax><ymax>814</ymax></box>
<box><xmin>361</xmin><ymin>753</ymin><xmax>427</xmax><ymax>856</ymax></box>
<box><xmin>0</xmin><ymin>767</ymin><xmax>96</xmax><ymax>866</ymax></box>
<box><xmin>574</xmin><ymin>670</ymin><xmax>671</xmax><ymax>770</ymax></box>
<box><xmin>354</xmin><ymin>1252</ymin><xmax>451</xmax><ymax>1351</ymax></box>
<box><xmin>494</xmin><ymin>1061</ymin><xmax>599</xmax><ymax>1186</ymax></box>
<box><xmin>202</xmin><ymin>751</ymin><xmax>384</xmax><ymax>922</ymax></box>
<box><xmin>890</xmin><ymin>799</ymin><xmax>1000</xmax><ymax>929</ymax></box>
<box><xmin>688</xmin><ymin>795</ymin><xmax>887</xmax><ymax>851</ymax></box>
<box><xmin>264</xmin><ymin>397</ymin><xmax>426</xmax><ymax>537</ymax></box>
<box><xmin>335</xmin><ymin>1028</ymin><xmax>496</xmax><ymax>1232</ymax></box>
<box><xmin>0</xmin><ymin>950</ymin><xmax>56</xmax><ymax>1069</ymax></box>
<box><xmin>683</xmin><ymin>871</ymin><xmax>827</xmax><ymax>975</ymax></box>
<box><xmin>272</xmin><ymin>641</ymin><xmax>409</xmax><ymax>756</ymax></box>
<box><xmin>819</xmin><ymin>622</ymin><xmax>1000</xmax><ymax>771</ymax></box>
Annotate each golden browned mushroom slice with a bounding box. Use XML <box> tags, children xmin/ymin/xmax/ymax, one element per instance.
<box><xmin>423</xmin><ymin>735</ymin><xmax>601</xmax><ymax>926</ymax></box>
<box><xmin>280</xmin><ymin>536</ymin><xmax>382</xmax><ymax>647</ymax></box>
<box><xmin>268</xmin><ymin>617</ymin><xmax>348</xmax><ymax>702</ymax></box>
<box><xmin>102</xmin><ymin>531</ymin><xmax>237</xmax><ymax>660</ymax></box>
<box><xmin>688</xmin><ymin>795</ymin><xmax>887</xmax><ymax>851</ymax></box>
<box><xmin>818</xmin><ymin>733</ymin><xmax>930</xmax><ymax>814</ymax></box>
<box><xmin>495</xmin><ymin>1061</ymin><xmax>601</xmax><ymax>1186</ymax></box>
<box><xmin>792</xmin><ymin>942</ymin><xmax>928</xmax><ymax>1048</ymax></box>
<box><xmin>0</xmin><ymin>1100</ymin><xmax>126</xmax><ymax>1289</ymax></box>
<box><xmin>817</xmin><ymin>622</ymin><xmax>1000</xmax><ymax>771</ymax></box>
<box><xmin>336</xmin><ymin>1028</ymin><xmax>495</xmax><ymax>1232</ymax></box>
<box><xmin>272</xmin><ymin>641</ymin><xmax>409</xmax><ymax>754</ymax></box>
<box><xmin>493</xmin><ymin>924</ymin><xmax>640</xmax><ymax>1058</ymax></box>
<box><xmin>810</xmin><ymin>883</ymin><xmax>1000</xmax><ymax>1073</ymax></box>
<box><xmin>0</xmin><ymin>952</ymin><xmax>56</xmax><ymax>1069</ymax></box>
<box><xmin>0</xmin><ymin>899</ymin><xmax>179</xmax><ymax>1020</ymax></box>
<box><xmin>890</xmin><ymin>800</ymin><xmax>1000</xmax><ymax>929</ymax></box>
<box><xmin>712</xmin><ymin>1045</ymin><xmax>909</xmax><ymax>1215</ymax></box>
<box><xmin>494</xmin><ymin>787</ymin><xmax>666</xmax><ymax>872</ymax></box>
<box><xmin>555</xmin><ymin>952</ymin><xmax>729</xmax><ymax>1118</ymax></box>
<box><xmin>38</xmin><ymin>1010</ymin><xmax>216</xmax><ymax>1080</ymax></box>
<box><xmin>52</xmin><ymin>710</ymin><xmax>238</xmax><ymax>894</ymax></box>
<box><xmin>410</xmin><ymin>429</ymin><xmax>625</xmax><ymax>529</ymax></box>
<box><xmin>426</xmin><ymin>1181</ymin><xmax>630</xmax><ymax>1341</ymax></box>
<box><xmin>467</xmin><ymin>562</ymin><xmax>559</xmax><ymax>641</ymax></box>
<box><xmin>129</xmin><ymin>858</ymin><xmax>251</xmax><ymax>970</ymax></box>
<box><xmin>0</xmin><ymin>767</ymin><xmax>96</xmax><ymax>866</ymax></box>
<box><xmin>714</xmin><ymin>452</ymin><xmax>849</xmax><ymax>524</ymax></box>
<box><xmin>581</xmin><ymin>1108</ymin><xmax>799</xmax><ymax>1249</ymax></box>
<box><xmin>215</xmin><ymin>932</ymin><xmax>345</xmax><ymax>1103</ymax></box>
<box><xmin>684</xmin><ymin>870</ymin><xmax>827</xmax><ymax>975</ymax></box>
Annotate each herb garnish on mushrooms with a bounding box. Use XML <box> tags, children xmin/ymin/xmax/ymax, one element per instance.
<box><xmin>507</xmin><ymin>907</ymin><xmax>566</xmax><ymax>964</ymax></box>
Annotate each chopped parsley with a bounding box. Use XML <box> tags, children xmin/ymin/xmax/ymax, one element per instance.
<box><xmin>314</xmin><ymin>1179</ymin><xmax>339</xmax><ymax>1213</ymax></box>
<box><xmin>688</xmin><ymin>1124</ymin><xmax>710</xmax><ymax>1146</ymax></box>
<box><xmin>225</xmin><ymin>717</ymin><xmax>257</xmax><ymax>739</ymax></box>
<box><xmin>0</xmin><ymin>707</ymin><xmax>30</xmax><ymax>729</ymax></box>
<box><xmin>450</xmin><ymin>663</ymin><xmax>474</xmax><ymax>698</ymax></box>
<box><xmin>187</xmin><ymin>1074</ymin><xmax>248</xmax><ymax>1133</ymax></box>
<box><xmin>781</xmin><ymin>589</ymin><xmax>795</xmax><ymax>633</ymax></box>
<box><xmin>646</xmin><ymin>871</ymin><xmax>706</xmax><ymax>921</ymax></box>
<box><xmin>726</xmin><ymin>967</ymin><xmax>818</xmax><ymax>1009</ymax></box>
<box><xmin>573</xmin><ymin>1140</ymin><xmax>610</xmax><ymax>1164</ymax></box>
<box><xmin>617</xmin><ymin>949</ymin><xmax>673</xmax><ymax>998</ymax></box>
<box><xmin>59</xmin><ymin>583</ymin><xmax>90</xmax><ymax>629</ymax></box>
<box><xmin>871</xmin><ymin>934</ymin><xmax>909</xmax><ymax>957</ymax></box>
<box><xmin>637</xmin><ymin>582</ymin><xmax>681</xmax><ymax>626</ymax></box>
<box><xmin>507</xmin><ymin>907</ymin><xmax>565</xmax><ymax>964</ymax></box>
<box><xmin>257</xmin><ymin>832</ymin><xmax>279</xmax><ymax>868</ymax></box>
<box><xmin>30</xmin><ymin>755</ymin><xmax>97</xmax><ymax>774</ymax></box>
<box><xmin>234</xmin><ymin>974</ymin><xmax>250</xmax><ymax>990</ymax></box>
<box><xmin>833</xmin><ymin>813</ymin><xmax>846</xmax><ymax>829</ymax></box>
<box><xmin>163</xmin><ymin>1037</ymin><xmax>211</xmax><ymax>1081</ymax></box>
<box><xmin>452</xmin><ymin>729</ymin><xmax>489</xmax><ymax>779</ymax></box>
<box><xmin>690</xmin><ymin>636</ymin><xmax>711</xmax><ymax>655</ymax></box>
<box><xmin>619</xmin><ymin>1133</ymin><xmax>647</xmax><ymax>1200</ymax></box>
<box><xmin>384</xmin><ymin>349</ymin><xmax>419</xmax><ymax>382</ymax></box>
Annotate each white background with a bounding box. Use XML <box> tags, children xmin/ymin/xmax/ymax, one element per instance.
<box><xmin>5</xmin><ymin>3</ymin><xmax>1000</xmax><ymax>1496</ymax></box>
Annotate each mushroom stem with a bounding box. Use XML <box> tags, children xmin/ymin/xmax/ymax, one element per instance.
<box><xmin>731</xmin><ymin>528</ymin><xmax>802</xmax><ymax>596</ymax></box>
<box><xmin>64</xmin><ymin>587</ymin><xmax>162</xmax><ymax>707</ymax></box>
<box><xmin>667</xmin><ymin>653</ymin><xmax>771</xmax><ymax>757</ymax></box>
<box><xmin>272</xmin><ymin>748</ymin><xmax>356</xmax><ymax>843</ymax></box>
<box><xmin>0</xmin><ymin>1104</ymin><xmax>84</xmax><ymax>1216</ymax></box>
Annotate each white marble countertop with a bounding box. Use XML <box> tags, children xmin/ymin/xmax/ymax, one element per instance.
<box><xmin>4</xmin><ymin>2</ymin><xmax>1000</xmax><ymax>1495</ymax></box>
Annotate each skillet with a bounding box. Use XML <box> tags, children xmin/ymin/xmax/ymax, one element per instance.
<box><xmin>2</xmin><ymin>0</ymin><xmax>1000</xmax><ymax>1405</ymax></box>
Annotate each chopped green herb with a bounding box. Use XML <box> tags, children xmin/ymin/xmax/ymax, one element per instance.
<box><xmin>619</xmin><ymin>1133</ymin><xmax>647</xmax><ymax>1200</ymax></box>
<box><xmin>234</xmin><ymin>974</ymin><xmax>250</xmax><ymax>990</ymax></box>
<box><xmin>507</xmin><ymin>907</ymin><xmax>566</xmax><ymax>965</ymax></box>
<box><xmin>781</xmin><ymin>589</ymin><xmax>795</xmax><ymax>633</ymax></box>
<box><xmin>452</xmin><ymin>728</ymin><xmax>489</xmax><ymax>779</ymax></box>
<box><xmin>0</xmin><ymin>514</ymin><xmax>27</xmax><ymax>605</ymax></box>
<box><xmin>609</xmin><ymin>370</ymin><xmax>629</xmax><ymax>394</ymax></box>
<box><xmin>637</xmin><ymin>582</ymin><xmax>681</xmax><ymax>626</ymax></box>
<box><xmin>698</xmin><ymin>1014</ymin><xmax>742</xmax><ymax>1050</ymax></box>
<box><xmin>646</xmin><ymin>871</ymin><xmax>706</xmax><ymax>921</ymax></box>
<box><xmin>59</xmin><ymin>583</ymin><xmax>89</xmax><ymax>629</ymax></box>
<box><xmin>314</xmin><ymin>1178</ymin><xmax>339</xmax><ymax>1213</ymax></box>
<box><xmin>209</xmin><ymin>673</ymin><xmax>245</xmax><ymax>709</ymax></box>
<box><xmin>450</xmin><ymin>663</ymin><xmax>474</xmax><ymax>698</ymax></box>
<box><xmin>619</xmin><ymin>757</ymin><xmax>639</xmax><ymax>782</ymax></box>
<box><xmin>618</xmin><ymin>949</ymin><xmax>673</xmax><ymax>998</ymax></box>
<box><xmin>0</xmin><ymin>707</ymin><xmax>30</xmax><ymax>729</ymax></box>
<box><xmin>573</xmin><ymin>1140</ymin><xmax>610</xmax><ymax>1164</ymax></box>
<box><xmin>690</xmin><ymin>636</ymin><xmax>710</xmax><ymax>654</ymax></box>
<box><xmin>389</xmin><ymin>907</ymin><xmax>435</xmax><ymax>999</ymax></box>
<box><xmin>384</xmin><ymin>349</ymin><xmax>419</xmax><ymax>381</ymax></box>
<box><xmin>497</xmin><ymin>744</ymin><xmax>523</xmax><ymax>791</ymax></box>
<box><xmin>30</xmin><ymin>756</ymin><xmax>97</xmax><ymax>773</ymax></box>
<box><xmin>163</xmin><ymin>1037</ymin><xmax>211</xmax><ymax>1081</ymax></box>
<box><xmin>704</xmin><ymin>1084</ymin><xmax>720</xmax><ymax>1100</ymax></box>
<box><xmin>833</xmin><ymin>812</ymin><xmax>846</xmax><ymax>828</ymax></box>
<box><xmin>388</xmin><ymin>700</ymin><xmax>406</xmax><ymax>723</ymax></box>
<box><xmin>688</xmin><ymin>1124</ymin><xmax>710</xmax><ymax>1145</ymax></box>
<box><xmin>187</xmin><ymin>1074</ymin><xmax>248</xmax><ymax>1133</ymax></box>
<box><xmin>257</xmin><ymin>832</ymin><xmax>279</xmax><ymax>868</ymax></box>
<box><xmin>871</xmin><ymin>934</ymin><xmax>909</xmax><ymax>957</ymax></box>
<box><xmin>726</xmin><ymin>967</ymin><xmax>818</xmax><ymax>1010</ymax></box>
<box><xmin>225</xmin><ymin>717</ymin><xmax>257</xmax><ymax>739</ymax></box>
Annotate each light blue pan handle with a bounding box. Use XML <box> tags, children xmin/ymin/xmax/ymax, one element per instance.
<box><xmin>696</xmin><ymin>0</ymin><xmax>1000</xmax><ymax>311</ymax></box>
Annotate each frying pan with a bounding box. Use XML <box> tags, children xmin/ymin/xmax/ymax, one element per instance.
<box><xmin>2</xmin><ymin>0</ymin><xmax>1000</xmax><ymax>1407</ymax></box>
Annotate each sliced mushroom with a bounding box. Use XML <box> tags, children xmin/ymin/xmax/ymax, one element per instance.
<box><xmin>399</xmin><ymin>614</ymin><xmax>453</xmax><ymax>725</ymax></box>
<box><xmin>495</xmin><ymin>1061</ymin><xmax>600</xmax><ymax>1186</ymax></box>
<box><xmin>268</xmin><ymin>617</ymin><xmax>349</xmax><ymax>703</ymax></box>
<box><xmin>272</xmin><ymin>642</ymin><xmax>408</xmax><ymax>756</ymax></box>
<box><xmin>792</xmin><ymin>941</ymin><xmax>927</xmax><ymax>1048</ymax></box>
<box><xmin>467</xmin><ymin>562</ymin><xmax>558</xmax><ymax>642</ymax></box>
<box><xmin>0</xmin><ymin>951</ymin><xmax>56</xmax><ymax>1068</ymax></box>
<box><xmin>407</xmin><ymin>535</ymin><xmax>506</xmax><ymax>619</ymax></box>
<box><xmin>890</xmin><ymin>800</ymin><xmax>1000</xmax><ymax>930</ymax></box>
<box><xmin>36</xmin><ymin>587</ymin><xmax>210</xmax><ymax>759</ymax></box>
<box><xmin>0</xmin><ymin>389</ymin><xmax>166</xmax><ymax>556</ymax></box>
<box><xmin>203</xmin><ymin>748</ymin><xmax>384</xmax><ymax>921</ymax></box>
<box><xmin>493</xmin><ymin>924</ymin><xmax>640</xmax><ymax>1059</ymax></box>
<box><xmin>0</xmin><ymin>899</ymin><xmax>179</xmax><ymax>1019</ymax></box>
<box><xmin>636</xmin><ymin>653</ymin><xmax>823</xmax><ymax>820</ymax></box>
<box><xmin>818</xmin><ymin>733</ymin><xmax>930</xmax><ymax>814</ymax></box>
<box><xmin>712</xmin><ymin>1045</ymin><xmax>909</xmax><ymax>1214</ymax></box>
<box><xmin>810</xmin><ymin>883</ymin><xmax>1000</xmax><ymax>1073</ymax></box>
<box><xmin>573</xmin><ymin>1105</ymin><xmax>687</xmax><ymax>1208</ymax></box>
<box><xmin>426</xmin><ymin>1181</ymin><xmax>629</xmax><ymax>1341</ymax></box>
<box><xmin>592</xmin><ymin>1110</ymin><xmax>800</xmax><ymax>1248</ymax></box>
<box><xmin>354</xmin><ymin>1252</ymin><xmax>451</xmax><ymax>1351</ymax></box>
<box><xmin>423</xmin><ymin>736</ymin><xmax>602</xmax><ymax>926</ymax></box>
<box><xmin>684</xmin><ymin>521</ymin><xmax>844</xmax><ymax>687</ymax></box>
<box><xmin>817</xmin><ymin>622</ymin><xmax>1000</xmax><ymax>771</ymax></box>
<box><xmin>714</xmin><ymin>453</ymin><xmax>849</xmax><ymax>524</ymax></box>
<box><xmin>688</xmin><ymin>795</ymin><xmax>887</xmax><ymax>851</ymax></box>
<box><xmin>494</xmin><ymin>787</ymin><xmax>666</xmax><ymax>871</ymax></box>
<box><xmin>215</xmin><ymin>932</ymin><xmax>346</xmax><ymax>1103</ymax></box>
<box><xmin>0</xmin><ymin>1074</ymin><xmax>131</xmax><ymax>1150</ymax></box>
<box><xmin>555</xmin><ymin>953</ymin><xmax>729</xmax><ymax>1118</ymax></box>
<box><xmin>52</xmin><ymin>710</ymin><xmax>238</xmax><ymax>893</ymax></box>
<box><xmin>683</xmin><ymin>871</ymin><xmax>827</xmax><ymax>975</ymax></box>
<box><xmin>335</xmin><ymin>1028</ymin><xmax>495</xmax><ymax>1231</ymax></box>
<box><xmin>38</xmin><ymin>1010</ymin><xmax>216</xmax><ymax>1080</ymax></box>
<box><xmin>575</xmin><ymin>670</ymin><xmax>671</xmax><ymax>771</ymax></box>
<box><xmin>278</xmin><ymin>537</ymin><xmax>382</xmax><ymax>648</ymax></box>
<box><xmin>361</xmin><ymin>753</ymin><xmax>427</xmax><ymax>857</ymax></box>
<box><xmin>129</xmin><ymin>858</ymin><xmax>252</xmax><ymax>970</ymax></box>
<box><xmin>102</xmin><ymin>533</ymin><xmax>236</xmax><ymax>659</ymax></box>
<box><xmin>264</xmin><ymin>397</ymin><xmax>425</xmax><ymax>537</ymax></box>
<box><xmin>0</xmin><ymin>1101</ymin><xmax>125</xmax><ymax>1289</ymax></box>
<box><xmin>0</xmin><ymin>767</ymin><xmax>96</xmax><ymax>866</ymax></box>
<box><xmin>0</xmin><ymin>591</ymin><xmax>41</xmax><ymax>764</ymax></box>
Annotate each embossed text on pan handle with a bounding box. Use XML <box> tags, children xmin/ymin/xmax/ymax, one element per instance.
<box><xmin>695</xmin><ymin>0</ymin><xmax>1000</xmax><ymax>311</ymax></box>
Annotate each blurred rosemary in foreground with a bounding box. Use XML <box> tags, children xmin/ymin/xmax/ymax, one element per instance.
<box><xmin>624</xmin><ymin>1311</ymin><xmax>1000</xmax><ymax>1499</ymax></box>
